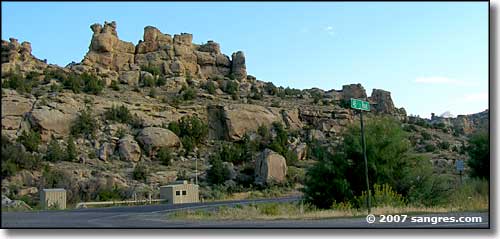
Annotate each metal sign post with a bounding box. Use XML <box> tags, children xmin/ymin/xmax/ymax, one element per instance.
<box><xmin>350</xmin><ymin>98</ymin><xmax>371</xmax><ymax>213</ymax></box>
<box><xmin>456</xmin><ymin>159</ymin><xmax>464</xmax><ymax>184</ymax></box>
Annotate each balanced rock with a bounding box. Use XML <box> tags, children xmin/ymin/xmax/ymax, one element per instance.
<box><xmin>255</xmin><ymin>149</ymin><xmax>287</xmax><ymax>185</ymax></box>
<box><xmin>136</xmin><ymin>127</ymin><xmax>181</xmax><ymax>156</ymax></box>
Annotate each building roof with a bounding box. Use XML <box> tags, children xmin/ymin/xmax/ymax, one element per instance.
<box><xmin>42</xmin><ymin>188</ymin><xmax>66</xmax><ymax>192</ymax></box>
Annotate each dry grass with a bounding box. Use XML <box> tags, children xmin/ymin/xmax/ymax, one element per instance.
<box><xmin>169</xmin><ymin>196</ymin><xmax>489</xmax><ymax>221</ymax></box>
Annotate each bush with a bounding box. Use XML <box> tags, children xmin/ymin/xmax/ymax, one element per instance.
<box><xmin>71</xmin><ymin>107</ymin><xmax>97</xmax><ymax>137</ymax></box>
<box><xmin>63</xmin><ymin>73</ymin><xmax>84</xmax><ymax>93</ymax></box>
<box><xmin>2</xmin><ymin>135</ymin><xmax>41</xmax><ymax>177</ymax></box>
<box><xmin>180</xmin><ymin>85</ymin><xmax>197</xmax><ymax>100</ymax></box>
<box><xmin>81</xmin><ymin>73</ymin><xmax>104</xmax><ymax>95</ymax></box>
<box><xmin>264</xmin><ymin>82</ymin><xmax>278</xmax><ymax>95</ymax></box>
<box><xmin>424</xmin><ymin>143</ymin><xmax>437</xmax><ymax>152</ymax></box>
<box><xmin>3</xmin><ymin>72</ymin><xmax>33</xmax><ymax>94</ymax></box>
<box><xmin>181</xmin><ymin>136</ymin><xmax>195</xmax><ymax>155</ymax></box>
<box><xmin>304</xmin><ymin>116</ymin><xmax>431</xmax><ymax>208</ymax></box>
<box><xmin>303</xmin><ymin>142</ymin><xmax>352</xmax><ymax>209</ymax></box>
<box><xmin>132</xmin><ymin>163</ymin><xmax>148</xmax><ymax>182</ymax></box>
<box><xmin>44</xmin><ymin>136</ymin><xmax>65</xmax><ymax>162</ymax></box>
<box><xmin>223</xmin><ymin>80</ymin><xmax>238</xmax><ymax>95</ymax></box>
<box><xmin>110</xmin><ymin>80</ymin><xmax>120</xmax><ymax>91</ymax></box>
<box><xmin>17</xmin><ymin>129</ymin><xmax>41</xmax><ymax>152</ymax></box>
<box><xmin>438</xmin><ymin>141</ymin><xmax>450</xmax><ymax>150</ymax></box>
<box><xmin>104</xmin><ymin>105</ymin><xmax>133</xmax><ymax>124</ymax></box>
<box><xmin>167</xmin><ymin>121</ymin><xmax>181</xmax><ymax>136</ymax></box>
<box><xmin>207</xmin><ymin>154</ymin><xmax>231</xmax><ymax>185</ymax></box>
<box><xmin>311</xmin><ymin>92</ymin><xmax>323</xmax><ymax>104</ymax></box>
<box><xmin>178</xmin><ymin>115</ymin><xmax>208</xmax><ymax>144</ymax></box>
<box><xmin>41</xmin><ymin>166</ymin><xmax>66</xmax><ymax>189</ymax></box>
<box><xmin>218</xmin><ymin>142</ymin><xmax>244</xmax><ymax>164</ymax></box>
<box><xmin>142</xmin><ymin>75</ymin><xmax>156</xmax><ymax>87</ymax></box>
<box><xmin>354</xmin><ymin>184</ymin><xmax>407</xmax><ymax>209</ymax></box>
<box><xmin>466</xmin><ymin>130</ymin><xmax>489</xmax><ymax>180</ymax></box>
<box><xmin>156</xmin><ymin>76</ymin><xmax>166</xmax><ymax>87</ymax></box>
<box><xmin>141</xmin><ymin>65</ymin><xmax>162</xmax><ymax>76</ymax></box>
<box><xmin>97</xmin><ymin>186</ymin><xmax>125</xmax><ymax>202</ymax></box>
<box><xmin>205</xmin><ymin>81</ymin><xmax>217</xmax><ymax>94</ymax></box>
<box><xmin>421</xmin><ymin>131</ymin><xmax>432</xmax><ymax>140</ymax></box>
<box><xmin>66</xmin><ymin>135</ymin><xmax>77</xmax><ymax>161</ymax></box>
<box><xmin>157</xmin><ymin>146</ymin><xmax>173</xmax><ymax>166</ymax></box>
<box><xmin>287</xmin><ymin>166</ymin><xmax>305</xmax><ymax>185</ymax></box>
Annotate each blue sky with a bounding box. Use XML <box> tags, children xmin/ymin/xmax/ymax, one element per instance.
<box><xmin>1</xmin><ymin>2</ymin><xmax>488</xmax><ymax>118</ymax></box>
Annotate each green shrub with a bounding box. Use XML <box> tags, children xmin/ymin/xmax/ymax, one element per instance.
<box><xmin>142</xmin><ymin>75</ymin><xmax>156</xmax><ymax>87</ymax></box>
<box><xmin>180</xmin><ymin>85</ymin><xmax>197</xmax><ymax>100</ymax></box>
<box><xmin>218</xmin><ymin>142</ymin><xmax>244</xmax><ymax>164</ymax></box>
<box><xmin>44</xmin><ymin>136</ymin><xmax>65</xmax><ymax>162</ymax></box>
<box><xmin>438</xmin><ymin>141</ymin><xmax>450</xmax><ymax>150</ymax></box>
<box><xmin>178</xmin><ymin>115</ymin><xmax>208</xmax><ymax>144</ymax></box>
<box><xmin>132</xmin><ymin>163</ymin><xmax>148</xmax><ymax>182</ymax></box>
<box><xmin>141</xmin><ymin>65</ymin><xmax>162</xmax><ymax>76</ymax></box>
<box><xmin>421</xmin><ymin>131</ymin><xmax>432</xmax><ymax>140</ymax></box>
<box><xmin>264</xmin><ymin>82</ymin><xmax>278</xmax><ymax>95</ymax></box>
<box><xmin>181</xmin><ymin>136</ymin><xmax>195</xmax><ymax>155</ymax></box>
<box><xmin>424</xmin><ymin>143</ymin><xmax>437</xmax><ymax>152</ymax></box>
<box><xmin>167</xmin><ymin>121</ymin><xmax>181</xmax><ymax>136</ymax></box>
<box><xmin>157</xmin><ymin>146</ymin><xmax>173</xmax><ymax>166</ymax></box>
<box><xmin>104</xmin><ymin>105</ymin><xmax>133</xmax><ymax>124</ymax></box>
<box><xmin>81</xmin><ymin>73</ymin><xmax>104</xmax><ymax>95</ymax></box>
<box><xmin>17</xmin><ymin>129</ymin><xmax>41</xmax><ymax>152</ymax></box>
<box><xmin>207</xmin><ymin>153</ymin><xmax>231</xmax><ymax>185</ymax></box>
<box><xmin>156</xmin><ymin>76</ymin><xmax>166</xmax><ymax>87</ymax></box>
<box><xmin>71</xmin><ymin>107</ymin><xmax>97</xmax><ymax>137</ymax></box>
<box><xmin>287</xmin><ymin>166</ymin><xmax>305</xmax><ymax>185</ymax></box>
<box><xmin>3</xmin><ymin>72</ymin><xmax>32</xmax><ymax>93</ymax></box>
<box><xmin>41</xmin><ymin>166</ymin><xmax>66</xmax><ymax>189</ymax></box>
<box><xmin>223</xmin><ymin>81</ymin><xmax>238</xmax><ymax>95</ymax></box>
<box><xmin>354</xmin><ymin>184</ymin><xmax>407</xmax><ymax>209</ymax></box>
<box><xmin>311</xmin><ymin>92</ymin><xmax>323</xmax><ymax>104</ymax></box>
<box><xmin>43</xmin><ymin>69</ymin><xmax>66</xmax><ymax>82</ymax></box>
<box><xmin>115</xmin><ymin>127</ymin><xmax>127</xmax><ymax>139</ymax></box>
<box><xmin>110</xmin><ymin>80</ymin><xmax>120</xmax><ymax>91</ymax></box>
<box><xmin>205</xmin><ymin>81</ymin><xmax>216</xmax><ymax>94</ymax></box>
<box><xmin>2</xmin><ymin>135</ymin><xmax>41</xmax><ymax>177</ymax></box>
<box><xmin>466</xmin><ymin>130</ymin><xmax>489</xmax><ymax>180</ymax></box>
<box><xmin>63</xmin><ymin>73</ymin><xmax>84</xmax><ymax>93</ymax></box>
<box><xmin>66</xmin><ymin>135</ymin><xmax>77</xmax><ymax>161</ymax></box>
<box><xmin>97</xmin><ymin>186</ymin><xmax>125</xmax><ymax>202</ymax></box>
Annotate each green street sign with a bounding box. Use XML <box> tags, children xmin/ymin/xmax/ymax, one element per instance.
<box><xmin>350</xmin><ymin>98</ymin><xmax>370</xmax><ymax>111</ymax></box>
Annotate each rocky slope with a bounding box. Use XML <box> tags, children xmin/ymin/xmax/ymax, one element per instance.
<box><xmin>1</xmin><ymin>21</ymin><xmax>488</xmax><ymax>207</ymax></box>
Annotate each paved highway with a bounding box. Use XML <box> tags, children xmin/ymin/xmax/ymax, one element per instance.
<box><xmin>1</xmin><ymin>197</ymin><xmax>489</xmax><ymax>228</ymax></box>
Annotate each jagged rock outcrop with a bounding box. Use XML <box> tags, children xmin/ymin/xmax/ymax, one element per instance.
<box><xmin>1</xmin><ymin>38</ymin><xmax>48</xmax><ymax>75</ymax></box>
<box><xmin>430</xmin><ymin>110</ymin><xmax>488</xmax><ymax>134</ymax></box>
<box><xmin>1</xmin><ymin>89</ymin><xmax>35</xmax><ymax>138</ymax></box>
<box><xmin>369</xmin><ymin>89</ymin><xmax>395</xmax><ymax>114</ymax></box>
<box><xmin>82</xmin><ymin>21</ymin><xmax>135</xmax><ymax>72</ymax></box>
<box><xmin>255</xmin><ymin>149</ymin><xmax>287</xmax><ymax>185</ymax></box>
<box><xmin>78</xmin><ymin>21</ymin><xmax>247</xmax><ymax>83</ymax></box>
<box><xmin>341</xmin><ymin>83</ymin><xmax>367</xmax><ymax>102</ymax></box>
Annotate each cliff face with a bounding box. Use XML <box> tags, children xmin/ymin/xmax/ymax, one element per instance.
<box><xmin>429</xmin><ymin>110</ymin><xmax>489</xmax><ymax>135</ymax></box>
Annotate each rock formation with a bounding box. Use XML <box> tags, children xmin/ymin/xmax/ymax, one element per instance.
<box><xmin>254</xmin><ymin>149</ymin><xmax>287</xmax><ymax>185</ymax></box>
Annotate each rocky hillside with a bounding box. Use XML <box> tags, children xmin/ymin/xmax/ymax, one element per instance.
<box><xmin>1</xmin><ymin>21</ymin><xmax>487</xmax><ymax>208</ymax></box>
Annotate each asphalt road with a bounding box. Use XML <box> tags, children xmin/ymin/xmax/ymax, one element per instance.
<box><xmin>1</xmin><ymin>196</ymin><xmax>489</xmax><ymax>228</ymax></box>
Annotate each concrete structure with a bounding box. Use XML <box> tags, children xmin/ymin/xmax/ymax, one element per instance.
<box><xmin>160</xmin><ymin>180</ymin><xmax>199</xmax><ymax>205</ymax></box>
<box><xmin>40</xmin><ymin>188</ymin><xmax>66</xmax><ymax>209</ymax></box>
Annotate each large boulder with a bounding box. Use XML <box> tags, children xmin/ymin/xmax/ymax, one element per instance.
<box><xmin>136</xmin><ymin>127</ymin><xmax>181</xmax><ymax>155</ymax></box>
<box><xmin>255</xmin><ymin>149</ymin><xmax>287</xmax><ymax>185</ymax></box>
<box><xmin>28</xmin><ymin>106</ymin><xmax>78</xmax><ymax>141</ymax></box>
<box><xmin>99</xmin><ymin>142</ymin><xmax>115</xmax><ymax>161</ymax></box>
<box><xmin>118</xmin><ymin>135</ymin><xmax>141</xmax><ymax>162</ymax></box>
<box><xmin>207</xmin><ymin>104</ymin><xmax>284</xmax><ymax>141</ymax></box>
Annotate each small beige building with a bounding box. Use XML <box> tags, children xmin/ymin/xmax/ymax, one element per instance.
<box><xmin>40</xmin><ymin>188</ymin><xmax>66</xmax><ymax>209</ymax></box>
<box><xmin>160</xmin><ymin>180</ymin><xmax>199</xmax><ymax>205</ymax></box>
